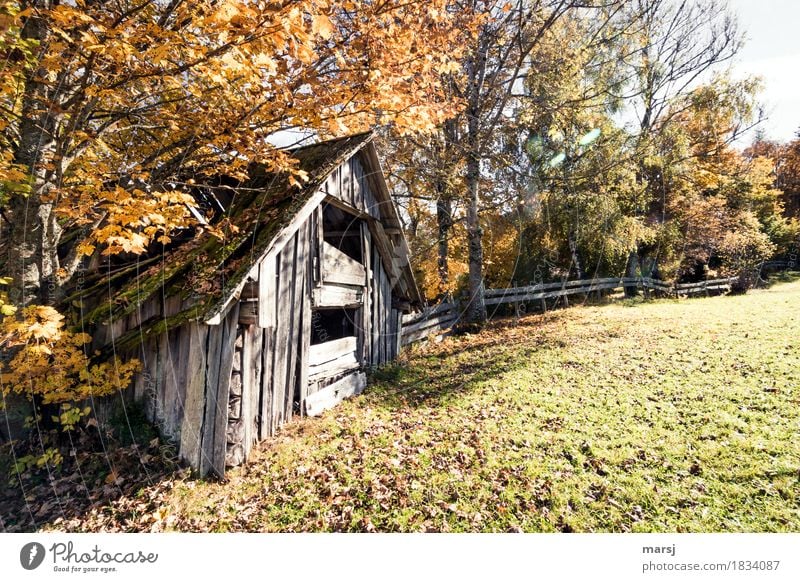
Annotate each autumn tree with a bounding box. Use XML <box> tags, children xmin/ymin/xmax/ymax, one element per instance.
<box><xmin>0</xmin><ymin>1</ymin><xmax>466</xmax><ymax>421</ymax></box>
<box><xmin>651</xmin><ymin>78</ymin><xmax>794</xmax><ymax>289</ymax></box>
<box><xmin>745</xmin><ymin>132</ymin><xmax>800</xmax><ymax>220</ymax></box>
<box><xmin>381</xmin><ymin>118</ymin><xmax>465</xmax><ymax>299</ymax></box>
<box><xmin>515</xmin><ymin>7</ymin><xmax>641</xmax><ymax>283</ymax></box>
<box><xmin>618</xmin><ymin>0</ymin><xmax>742</xmax><ymax>294</ymax></box>
<box><xmin>387</xmin><ymin>1</ymin><xmax>628</xmax><ymax>322</ymax></box>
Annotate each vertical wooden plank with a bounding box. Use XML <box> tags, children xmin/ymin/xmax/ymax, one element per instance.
<box><xmin>392</xmin><ymin>309</ymin><xmax>401</xmax><ymax>360</ymax></box>
<box><xmin>370</xmin><ymin>245</ymin><xmax>378</xmax><ymax>365</ymax></box>
<box><xmin>258</xmin><ymin>252</ymin><xmax>277</xmax><ymax>438</ymax></box>
<box><xmin>352</xmin><ymin>158</ymin><xmax>362</xmax><ymax>213</ymax></box>
<box><xmin>155</xmin><ymin>332</ymin><xmax>169</xmax><ymax>432</ymax></box>
<box><xmin>148</xmin><ymin>335</ymin><xmax>161</xmax><ymax>424</ymax></box>
<box><xmin>344</xmin><ymin>162</ymin><xmax>351</xmax><ymax>206</ymax></box>
<box><xmin>210</xmin><ymin>304</ymin><xmax>240</xmax><ymax>477</ymax></box>
<box><xmin>340</xmin><ymin>160</ymin><xmax>349</xmax><ymax>206</ymax></box>
<box><xmin>383</xmin><ymin>263</ymin><xmax>389</xmax><ymax>363</ymax></box>
<box><xmin>387</xmin><ymin>308</ymin><xmax>394</xmax><ymax>361</ymax></box>
<box><xmin>133</xmin><ymin>337</ymin><xmax>153</xmax><ymax>403</ymax></box>
<box><xmin>297</xmin><ymin>229</ymin><xmax>312</xmax><ymax>416</ymax></box>
<box><xmin>363</xmin><ymin>168</ymin><xmax>378</xmax><ymax>219</ymax></box>
<box><xmin>173</xmin><ymin>327</ymin><xmax>189</xmax><ymax>436</ymax></box>
<box><xmin>377</xmin><ymin>258</ymin><xmax>385</xmax><ymax>364</ymax></box>
<box><xmin>361</xmin><ymin>223</ymin><xmax>372</xmax><ymax>365</ymax></box>
<box><xmin>198</xmin><ymin>304</ymin><xmax>240</xmax><ymax>476</ymax></box>
<box><xmin>384</xmin><ymin>274</ymin><xmax>390</xmax><ymax>359</ymax></box>
<box><xmin>259</xmin><ymin>326</ymin><xmax>273</xmax><ymax>439</ymax></box>
<box><xmin>165</xmin><ymin>327</ymin><xmax>184</xmax><ymax>436</ymax></box>
<box><xmin>239</xmin><ymin>324</ymin><xmax>252</xmax><ymax>460</ymax></box>
<box><xmin>386</xmin><ymin>276</ymin><xmax>393</xmax><ymax>359</ymax></box>
<box><xmin>199</xmin><ymin>320</ymin><xmax>224</xmax><ymax>476</ymax></box>
<box><xmin>244</xmin><ymin>324</ymin><xmax>262</xmax><ymax>457</ymax></box>
<box><xmin>285</xmin><ymin>220</ymin><xmax>309</xmax><ymax>421</ymax></box>
<box><xmin>179</xmin><ymin>323</ymin><xmax>209</xmax><ymax>472</ymax></box>
<box><xmin>272</xmin><ymin>233</ymin><xmax>296</xmax><ymax>432</ymax></box>
<box><xmin>328</xmin><ymin>166</ymin><xmax>340</xmax><ymax>201</ymax></box>
<box><xmin>258</xmin><ymin>254</ymin><xmax>276</xmax><ymax>328</ymax></box>
<box><xmin>313</xmin><ymin>205</ymin><xmax>323</xmax><ymax>285</ymax></box>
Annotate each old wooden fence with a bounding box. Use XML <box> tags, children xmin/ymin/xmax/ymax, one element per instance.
<box><xmin>484</xmin><ymin>276</ymin><xmax>740</xmax><ymax>306</ymax></box>
<box><xmin>399</xmin><ymin>276</ymin><xmax>741</xmax><ymax>346</ymax></box>
<box><xmin>400</xmin><ymin>301</ymin><xmax>458</xmax><ymax>347</ymax></box>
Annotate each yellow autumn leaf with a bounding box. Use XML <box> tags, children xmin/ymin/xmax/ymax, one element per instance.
<box><xmin>312</xmin><ymin>13</ymin><xmax>335</xmax><ymax>40</ymax></box>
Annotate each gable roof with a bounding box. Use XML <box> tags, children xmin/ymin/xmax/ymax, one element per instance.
<box><xmin>66</xmin><ymin>132</ymin><xmax>418</xmax><ymax>346</ymax></box>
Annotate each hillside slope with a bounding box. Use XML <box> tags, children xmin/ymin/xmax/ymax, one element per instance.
<box><xmin>39</xmin><ymin>278</ymin><xmax>800</xmax><ymax>532</ymax></box>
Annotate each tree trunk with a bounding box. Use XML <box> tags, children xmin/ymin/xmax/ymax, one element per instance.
<box><xmin>433</xmin><ymin>117</ymin><xmax>458</xmax><ymax>297</ymax></box>
<box><xmin>5</xmin><ymin>6</ymin><xmax>61</xmax><ymax>307</ymax></box>
<box><xmin>568</xmin><ymin>231</ymin><xmax>584</xmax><ymax>280</ymax></box>
<box><xmin>623</xmin><ymin>248</ymin><xmax>640</xmax><ymax>297</ymax></box>
<box><xmin>464</xmin><ymin>147</ymin><xmax>486</xmax><ymax>325</ymax></box>
<box><xmin>462</xmin><ymin>42</ymin><xmax>487</xmax><ymax>327</ymax></box>
<box><xmin>435</xmin><ymin>196</ymin><xmax>452</xmax><ymax>295</ymax></box>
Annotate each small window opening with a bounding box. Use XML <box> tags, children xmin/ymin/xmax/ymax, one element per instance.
<box><xmin>310</xmin><ymin>307</ymin><xmax>359</xmax><ymax>345</ymax></box>
<box><xmin>322</xmin><ymin>203</ymin><xmax>362</xmax><ymax>263</ymax></box>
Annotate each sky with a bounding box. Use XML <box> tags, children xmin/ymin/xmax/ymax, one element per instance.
<box><xmin>727</xmin><ymin>0</ymin><xmax>800</xmax><ymax>143</ymax></box>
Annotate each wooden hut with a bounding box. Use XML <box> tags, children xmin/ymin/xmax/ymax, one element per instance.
<box><xmin>75</xmin><ymin>132</ymin><xmax>421</xmax><ymax>476</ymax></box>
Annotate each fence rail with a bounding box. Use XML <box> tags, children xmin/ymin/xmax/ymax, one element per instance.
<box><xmin>400</xmin><ymin>275</ymin><xmax>744</xmax><ymax>346</ymax></box>
<box><xmin>673</xmin><ymin>277</ymin><xmax>738</xmax><ymax>295</ymax></box>
<box><xmin>483</xmin><ymin>276</ymin><xmax>685</xmax><ymax>305</ymax></box>
<box><xmin>400</xmin><ymin>301</ymin><xmax>458</xmax><ymax>346</ymax></box>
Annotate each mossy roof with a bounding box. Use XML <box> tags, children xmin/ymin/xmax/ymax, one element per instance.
<box><xmin>67</xmin><ymin>132</ymin><xmax>375</xmax><ymax>344</ymax></box>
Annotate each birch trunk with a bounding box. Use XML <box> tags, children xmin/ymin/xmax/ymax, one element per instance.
<box><xmin>6</xmin><ymin>5</ymin><xmax>61</xmax><ymax>307</ymax></box>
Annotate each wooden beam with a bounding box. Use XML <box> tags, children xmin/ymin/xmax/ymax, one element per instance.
<box><xmin>312</xmin><ymin>284</ymin><xmax>363</xmax><ymax>308</ymax></box>
<box><xmin>361</xmin><ymin>223</ymin><xmax>372</xmax><ymax>366</ymax></box>
<box><xmin>299</xmin><ymin>226</ymin><xmax>312</xmax><ymax>416</ymax></box>
<box><xmin>305</xmin><ymin>372</ymin><xmax>366</xmax><ymax>417</ymax></box>
<box><xmin>285</xmin><ymin>219</ymin><xmax>310</xmax><ymax>422</ymax></box>
<box><xmin>322</xmin><ymin>241</ymin><xmax>366</xmax><ymax>286</ymax></box>
<box><xmin>177</xmin><ymin>323</ymin><xmax>209</xmax><ymax>472</ymax></box>
<box><xmin>324</xmin><ymin>230</ymin><xmax>362</xmax><ymax>238</ymax></box>
<box><xmin>271</xmin><ymin>234</ymin><xmax>295</xmax><ymax>434</ymax></box>
<box><xmin>308</xmin><ymin>351</ymin><xmax>359</xmax><ymax>381</ymax></box>
<box><xmin>309</xmin><ymin>336</ymin><xmax>357</xmax><ymax>366</ymax></box>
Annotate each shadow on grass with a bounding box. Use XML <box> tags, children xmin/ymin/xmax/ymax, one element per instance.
<box><xmin>366</xmin><ymin>316</ymin><xmax>560</xmax><ymax>411</ymax></box>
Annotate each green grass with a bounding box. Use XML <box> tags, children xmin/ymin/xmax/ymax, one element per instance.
<box><xmin>61</xmin><ymin>278</ymin><xmax>800</xmax><ymax>532</ymax></box>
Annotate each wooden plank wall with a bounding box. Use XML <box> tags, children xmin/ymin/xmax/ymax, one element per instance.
<box><xmin>199</xmin><ymin>302</ymin><xmax>240</xmax><ymax>476</ymax></box>
<box><xmin>369</xmin><ymin>244</ymin><xmax>398</xmax><ymax>366</ymax></box>
<box><xmin>114</xmin><ymin>296</ymin><xmax>243</xmax><ymax>476</ymax></box>
<box><xmin>251</xmin><ymin>215</ymin><xmax>314</xmax><ymax>443</ymax></box>
<box><xmin>324</xmin><ymin>154</ymin><xmax>381</xmax><ymax>220</ymax></box>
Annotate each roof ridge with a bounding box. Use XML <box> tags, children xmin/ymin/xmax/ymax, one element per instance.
<box><xmin>285</xmin><ymin>130</ymin><xmax>374</xmax><ymax>154</ymax></box>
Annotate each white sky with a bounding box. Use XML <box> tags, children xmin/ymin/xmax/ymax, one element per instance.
<box><xmin>727</xmin><ymin>0</ymin><xmax>800</xmax><ymax>143</ymax></box>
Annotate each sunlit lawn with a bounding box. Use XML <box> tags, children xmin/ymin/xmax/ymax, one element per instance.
<box><xmin>51</xmin><ymin>277</ymin><xmax>800</xmax><ymax>532</ymax></box>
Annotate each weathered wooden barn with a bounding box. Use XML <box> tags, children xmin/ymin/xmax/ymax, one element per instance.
<box><xmin>75</xmin><ymin>132</ymin><xmax>421</xmax><ymax>476</ymax></box>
